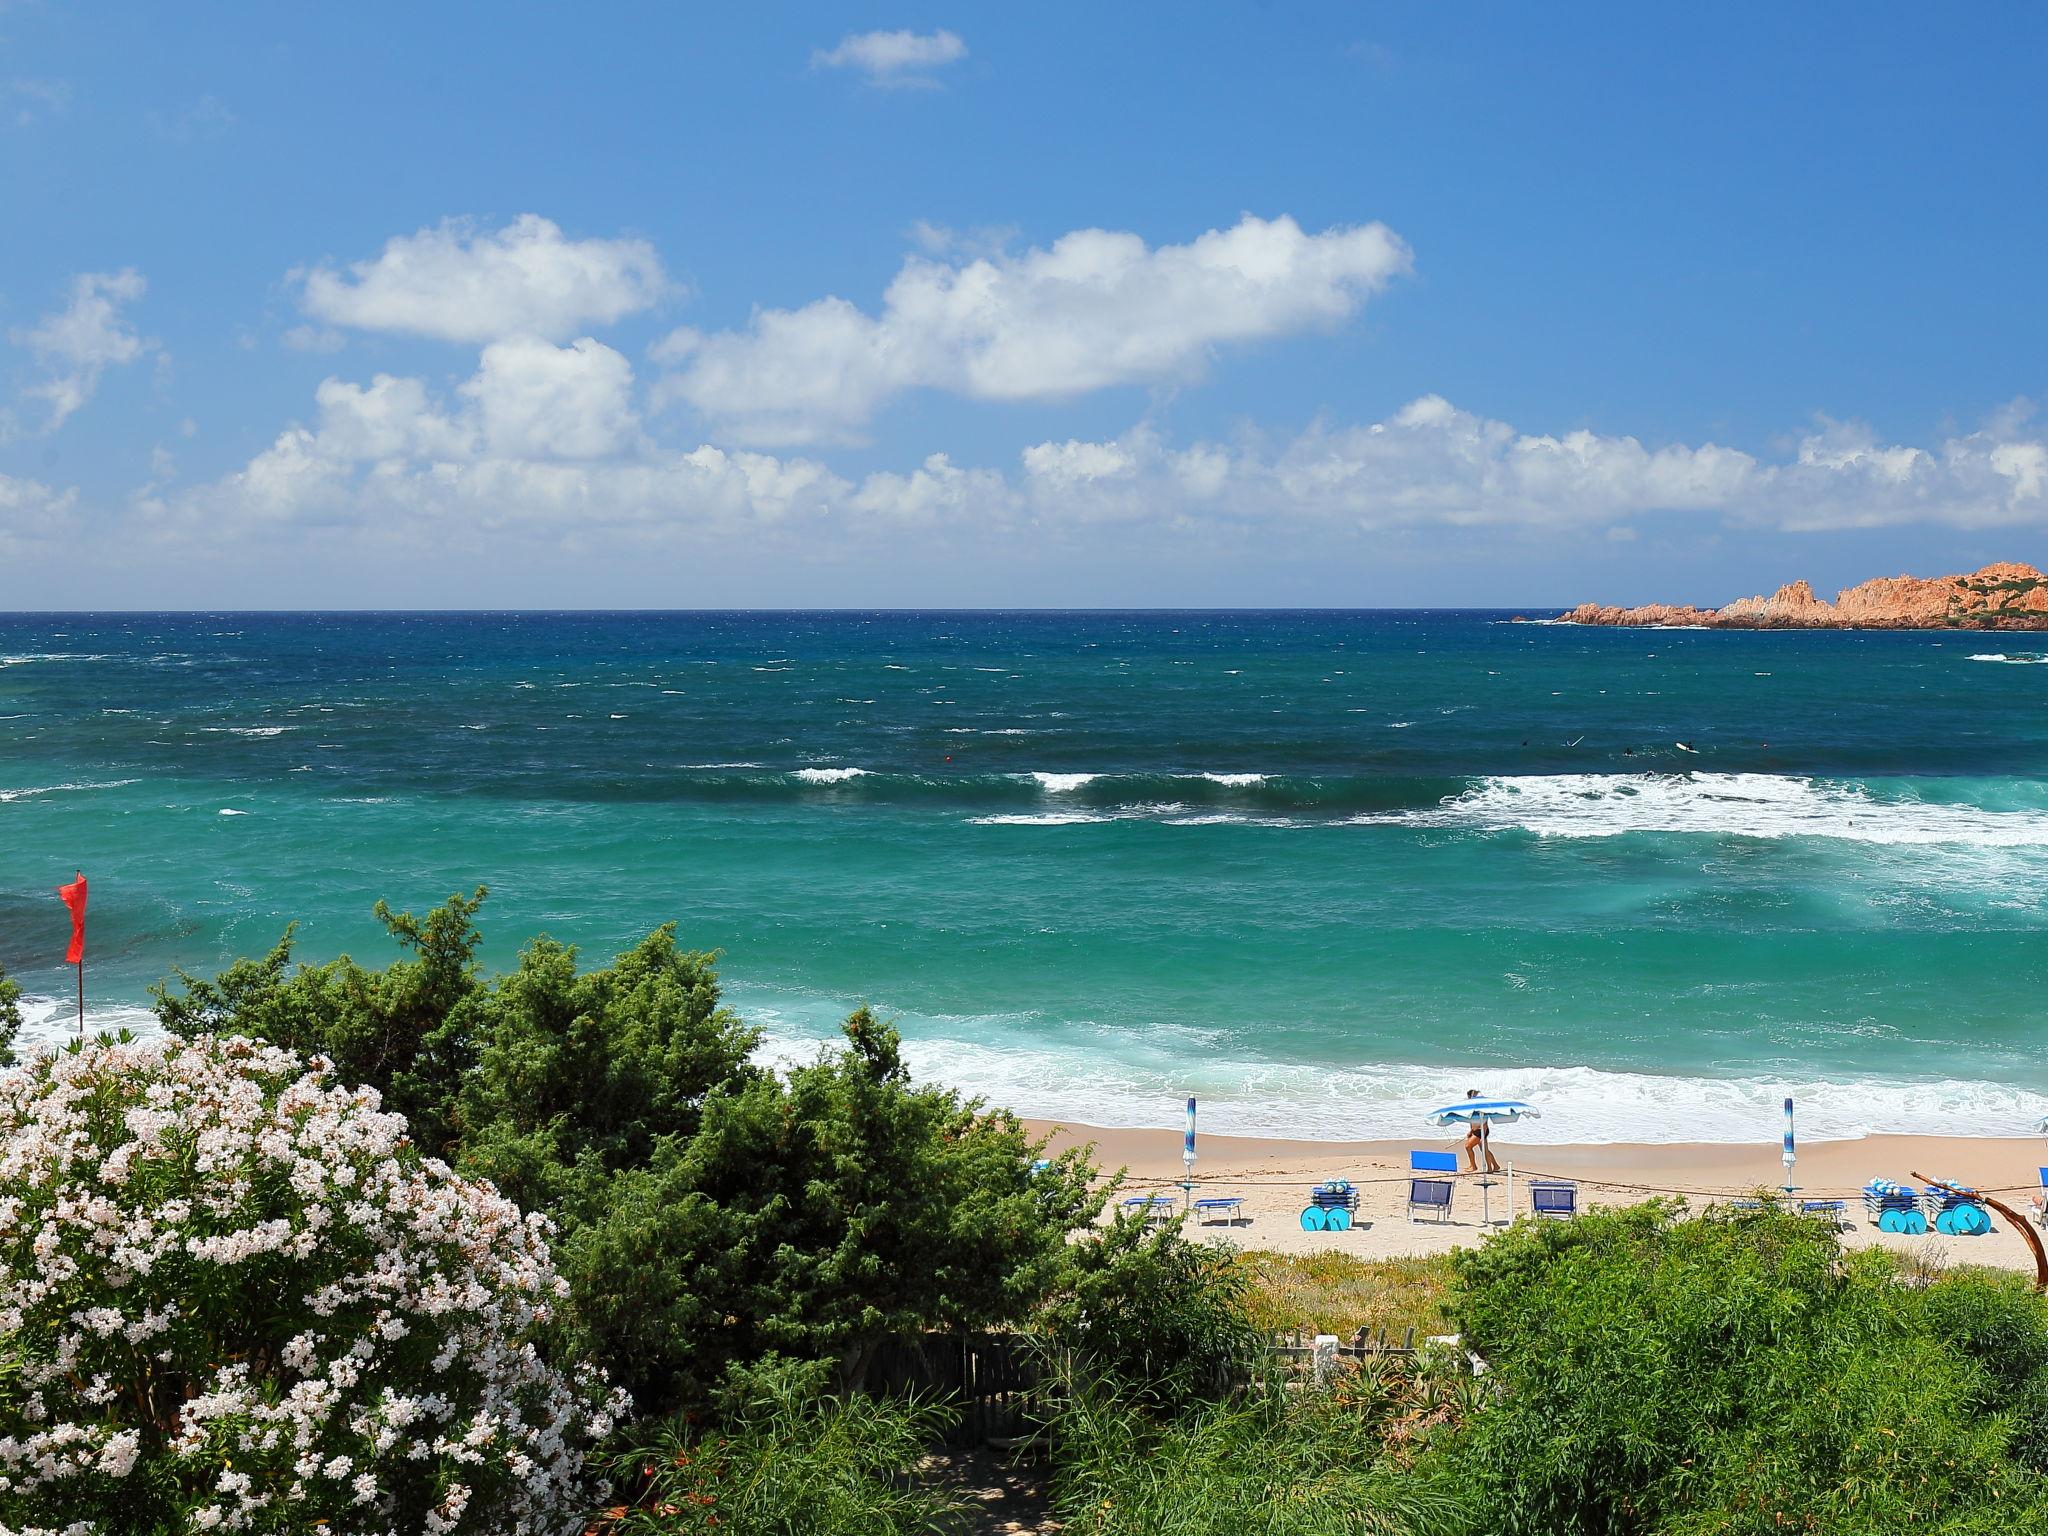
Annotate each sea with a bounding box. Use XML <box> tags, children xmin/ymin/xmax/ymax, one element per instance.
<box><xmin>3</xmin><ymin>610</ymin><xmax>2045</xmax><ymax>1145</ymax></box>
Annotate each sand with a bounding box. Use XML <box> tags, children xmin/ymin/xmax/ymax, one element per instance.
<box><xmin>1026</xmin><ymin>1121</ymin><xmax>2048</xmax><ymax>1275</ymax></box>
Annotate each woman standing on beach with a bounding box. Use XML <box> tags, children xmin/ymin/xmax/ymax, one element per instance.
<box><xmin>1463</xmin><ymin>1088</ymin><xmax>1502</xmax><ymax>1174</ymax></box>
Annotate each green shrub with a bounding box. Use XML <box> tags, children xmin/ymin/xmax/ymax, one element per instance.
<box><xmin>1435</xmin><ymin>1201</ymin><xmax>2048</xmax><ymax>1534</ymax></box>
<box><xmin>564</xmin><ymin>1007</ymin><xmax>1099</xmax><ymax>1416</ymax></box>
<box><xmin>1037</xmin><ymin>1220</ymin><xmax>1265</xmax><ymax>1414</ymax></box>
<box><xmin>1049</xmin><ymin>1374</ymin><xmax>1464</xmax><ymax>1536</ymax></box>
<box><xmin>595</xmin><ymin>1359</ymin><xmax>957</xmax><ymax>1535</ymax></box>
<box><xmin>0</xmin><ymin>962</ymin><xmax>19</xmax><ymax>1065</ymax></box>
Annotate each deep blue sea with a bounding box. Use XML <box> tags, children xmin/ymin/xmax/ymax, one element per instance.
<box><xmin>3</xmin><ymin>611</ymin><xmax>2045</xmax><ymax>1143</ymax></box>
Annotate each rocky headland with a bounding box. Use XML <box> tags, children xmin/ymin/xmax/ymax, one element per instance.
<box><xmin>1555</xmin><ymin>562</ymin><xmax>2048</xmax><ymax>630</ymax></box>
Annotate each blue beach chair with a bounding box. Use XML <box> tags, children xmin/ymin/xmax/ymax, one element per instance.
<box><xmin>1193</xmin><ymin>1196</ymin><xmax>1245</xmax><ymax>1226</ymax></box>
<box><xmin>1863</xmin><ymin>1179</ymin><xmax>1925</xmax><ymax>1234</ymax></box>
<box><xmin>1921</xmin><ymin>1178</ymin><xmax>1992</xmax><ymax>1237</ymax></box>
<box><xmin>1301</xmin><ymin>1181</ymin><xmax>1360</xmax><ymax>1232</ymax></box>
<box><xmin>1408</xmin><ymin>1151</ymin><xmax>1456</xmax><ymax>1223</ymax></box>
<box><xmin>1800</xmin><ymin>1198</ymin><xmax>1849</xmax><ymax>1230</ymax></box>
<box><xmin>1529</xmin><ymin>1180</ymin><xmax>1578</xmax><ymax>1219</ymax></box>
<box><xmin>1122</xmin><ymin>1195</ymin><xmax>1178</xmax><ymax>1228</ymax></box>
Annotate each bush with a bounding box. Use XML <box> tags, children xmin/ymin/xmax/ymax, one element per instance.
<box><xmin>1049</xmin><ymin>1373</ymin><xmax>1463</xmax><ymax>1536</ymax></box>
<box><xmin>0</xmin><ymin>1033</ymin><xmax>623</xmax><ymax>1535</ymax></box>
<box><xmin>592</xmin><ymin>1359</ymin><xmax>957</xmax><ymax>1536</ymax></box>
<box><xmin>0</xmin><ymin>963</ymin><xmax>19</xmax><ymax>1066</ymax></box>
<box><xmin>1435</xmin><ymin>1202</ymin><xmax>2048</xmax><ymax>1533</ymax></box>
<box><xmin>565</xmin><ymin>1009</ymin><xmax>1099</xmax><ymax>1415</ymax></box>
<box><xmin>1037</xmin><ymin>1220</ymin><xmax>1264</xmax><ymax>1414</ymax></box>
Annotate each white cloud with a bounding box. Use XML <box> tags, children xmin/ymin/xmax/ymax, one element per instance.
<box><xmin>297</xmin><ymin>214</ymin><xmax>669</xmax><ymax>343</ymax></box>
<box><xmin>811</xmin><ymin>29</ymin><xmax>966</xmax><ymax>85</ymax></box>
<box><xmin>4</xmin><ymin>77</ymin><xmax>70</xmax><ymax>127</ymax></box>
<box><xmin>460</xmin><ymin>335</ymin><xmax>638</xmax><ymax>459</ymax></box>
<box><xmin>10</xmin><ymin>269</ymin><xmax>158</xmax><ymax>431</ymax></box>
<box><xmin>655</xmin><ymin>213</ymin><xmax>1413</xmax><ymax>445</ymax></box>
<box><xmin>0</xmin><ymin>471</ymin><xmax>79</xmax><ymax>552</ymax></box>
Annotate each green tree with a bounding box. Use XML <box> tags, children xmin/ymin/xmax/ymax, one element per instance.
<box><xmin>565</xmin><ymin>1008</ymin><xmax>1098</xmax><ymax>1416</ymax></box>
<box><xmin>455</xmin><ymin>926</ymin><xmax>760</xmax><ymax>1216</ymax></box>
<box><xmin>0</xmin><ymin>962</ymin><xmax>20</xmax><ymax>1066</ymax></box>
<box><xmin>151</xmin><ymin>887</ymin><xmax>489</xmax><ymax>1152</ymax></box>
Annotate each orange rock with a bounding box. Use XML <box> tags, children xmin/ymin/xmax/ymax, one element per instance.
<box><xmin>1560</xmin><ymin>563</ymin><xmax>2048</xmax><ymax>630</ymax></box>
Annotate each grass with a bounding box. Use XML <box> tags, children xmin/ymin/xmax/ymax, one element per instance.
<box><xmin>1231</xmin><ymin>1250</ymin><xmax>1454</xmax><ymax>1341</ymax></box>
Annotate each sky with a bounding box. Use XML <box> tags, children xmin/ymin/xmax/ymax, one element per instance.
<box><xmin>2</xmin><ymin>2</ymin><xmax>2045</xmax><ymax>609</ymax></box>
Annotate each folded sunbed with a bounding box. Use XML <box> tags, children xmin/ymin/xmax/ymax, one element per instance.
<box><xmin>1301</xmin><ymin>1180</ymin><xmax>1360</xmax><ymax>1231</ymax></box>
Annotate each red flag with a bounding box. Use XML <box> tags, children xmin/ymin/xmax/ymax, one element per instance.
<box><xmin>58</xmin><ymin>872</ymin><xmax>87</xmax><ymax>965</ymax></box>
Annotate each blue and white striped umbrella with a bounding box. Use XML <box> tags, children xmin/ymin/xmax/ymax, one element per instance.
<box><xmin>1428</xmin><ymin>1098</ymin><xmax>1540</xmax><ymax>1127</ymax></box>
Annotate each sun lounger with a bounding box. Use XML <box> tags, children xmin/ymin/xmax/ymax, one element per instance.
<box><xmin>1863</xmin><ymin>1179</ymin><xmax>1926</xmax><ymax>1234</ymax></box>
<box><xmin>1192</xmin><ymin>1196</ymin><xmax>1245</xmax><ymax>1225</ymax></box>
<box><xmin>1800</xmin><ymin>1198</ymin><xmax>1849</xmax><ymax>1230</ymax></box>
<box><xmin>1920</xmin><ymin>1178</ymin><xmax>1992</xmax><ymax>1236</ymax></box>
<box><xmin>1529</xmin><ymin>1180</ymin><xmax>1577</xmax><ymax>1219</ymax></box>
<box><xmin>1301</xmin><ymin>1181</ymin><xmax>1360</xmax><ymax>1232</ymax></box>
<box><xmin>1122</xmin><ymin>1195</ymin><xmax>1178</xmax><ymax>1227</ymax></box>
<box><xmin>1408</xmin><ymin>1151</ymin><xmax>1457</xmax><ymax>1223</ymax></box>
<box><xmin>2034</xmin><ymin>1168</ymin><xmax>2048</xmax><ymax>1229</ymax></box>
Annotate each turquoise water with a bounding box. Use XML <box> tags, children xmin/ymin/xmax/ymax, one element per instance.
<box><xmin>3</xmin><ymin>611</ymin><xmax>2045</xmax><ymax>1143</ymax></box>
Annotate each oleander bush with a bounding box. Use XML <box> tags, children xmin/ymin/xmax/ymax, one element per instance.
<box><xmin>0</xmin><ymin>1033</ymin><xmax>623</xmax><ymax>1536</ymax></box>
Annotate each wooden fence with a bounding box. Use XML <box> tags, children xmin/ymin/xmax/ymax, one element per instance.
<box><xmin>872</xmin><ymin>1326</ymin><xmax>1420</xmax><ymax>1443</ymax></box>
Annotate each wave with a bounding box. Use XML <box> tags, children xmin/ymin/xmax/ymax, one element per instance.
<box><xmin>1356</xmin><ymin>772</ymin><xmax>2048</xmax><ymax>846</ymax></box>
<box><xmin>0</xmin><ymin>652</ymin><xmax>113</xmax><ymax>666</ymax></box>
<box><xmin>737</xmin><ymin>1005</ymin><xmax>2048</xmax><ymax>1144</ymax></box>
<box><xmin>1031</xmin><ymin>772</ymin><xmax>1099</xmax><ymax>792</ymax></box>
<box><xmin>791</xmin><ymin>767</ymin><xmax>870</xmax><ymax>784</ymax></box>
<box><xmin>0</xmin><ymin>779</ymin><xmax>139</xmax><ymax>803</ymax></box>
<box><xmin>1969</xmin><ymin>652</ymin><xmax>2048</xmax><ymax>665</ymax></box>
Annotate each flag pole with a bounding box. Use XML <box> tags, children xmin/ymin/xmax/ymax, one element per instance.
<box><xmin>76</xmin><ymin>953</ymin><xmax>83</xmax><ymax>1039</ymax></box>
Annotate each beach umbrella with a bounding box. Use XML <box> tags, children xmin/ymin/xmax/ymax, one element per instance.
<box><xmin>1782</xmin><ymin>1097</ymin><xmax>1796</xmax><ymax>1195</ymax></box>
<box><xmin>1181</xmin><ymin>1096</ymin><xmax>1197</xmax><ymax>1208</ymax></box>
<box><xmin>1427</xmin><ymin>1099</ymin><xmax>1539</xmax><ymax>1225</ymax></box>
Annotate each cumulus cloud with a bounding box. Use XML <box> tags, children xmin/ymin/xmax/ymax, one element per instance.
<box><xmin>297</xmin><ymin>214</ymin><xmax>669</xmax><ymax>343</ymax></box>
<box><xmin>10</xmin><ymin>269</ymin><xmax>158</xmax><ymax>432</ymax></box>
<box><xmin>811</xmin><ymin>28</ymin><xmax>966</xmax><ymax>85</ymax></box>
<box><xmin>162</xmin><ymin>363</ymin><xmax>2048</xmax><ymax>553</ymax></box>
<box><xmin>0</xmin><ymin>471</ymin><xmax>80</xmax><ymax>552</ymax></box>
<box><xmin>655</xmin><ymin>213</ymin><xmax>1413</xmax><ymax>445</ymax></box>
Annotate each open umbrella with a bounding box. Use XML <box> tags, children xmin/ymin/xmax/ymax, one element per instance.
<box><xmin>1428</xmin><ymin>1099</ymin><xmax>1541</xmax><ymax>1225</ymax></box>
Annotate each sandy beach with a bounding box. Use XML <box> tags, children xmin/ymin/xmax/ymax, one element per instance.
<box><xmin>1031</xmin><ymin>1121</ymin><xmax>2048</xmax><ymax>1274</ymax></box>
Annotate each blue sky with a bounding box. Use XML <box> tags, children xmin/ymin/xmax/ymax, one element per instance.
<box><xmin>2</xmin><ymin>2</ymin><xmax>2044</xmax><ymax>607</ymax></box>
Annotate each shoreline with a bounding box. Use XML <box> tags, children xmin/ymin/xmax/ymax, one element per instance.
<box><xmin>1027</xmin><ymin>1120</ymin><xmax>2048</xmax><ymax>1271</ymax></box>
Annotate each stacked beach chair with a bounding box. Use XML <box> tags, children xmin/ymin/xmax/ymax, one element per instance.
<box><xmin>1300</xmin><ymin>1180</ymin><xmax>1359</xmax><ymax>1231</ymax></box>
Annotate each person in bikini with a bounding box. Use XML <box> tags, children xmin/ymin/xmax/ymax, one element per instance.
<box><xmin>1461</xmin><ymin>1088</ymin><xmax>1501</xmax><ymax>1174</ymax></box>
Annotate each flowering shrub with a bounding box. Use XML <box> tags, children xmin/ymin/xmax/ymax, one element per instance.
<box><xmin>0</xmin><ymin>1033</ymin><xmax>625</xmax><ymax>1536</ymax></box>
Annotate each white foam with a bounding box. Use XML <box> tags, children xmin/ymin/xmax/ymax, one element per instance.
<box><xmin>0</xmin><ymin>652</ymin><xmax>112</xmax><ymax>666</ymax></box>
<box><xmin>217</xmin><ymin>808</ymin><xmax>249</xmax><ymax>816</ymax></box>
<box><xmin>201</xmin><ymin>726</ymin><xmax>294</xmax><ymax>737</ymax></box>
<box><xmin>12</xmin><ymin>997</ymin><xmax>163</xmax><ymax>1056</ymax></box>
<box><xmin>1030</xmin><ymin>772</ymin><xmax>1099</xmax><ymax>793</ymax></box>
<box><xmin>792</xmin><ymin>767</ymin><xmax>869</xmax><ymax>783</ymax></box>
<box><xmin>1969</xmin><ymin>653</ymin><xmax>2048</xmax><ymax>665</ymax></box>
<box><xmin>1357</xmin><ymin>773</ymin><xmax>2048</xmax><ymax>847</ymax></box>
<box><xmin>1199</xmin><ymin>773</ymin><xmax>1267</xmax><ymax>786</ymax></box>
<box><xmin>0</xmin><ymin>779</ymin><xmax>139</xmax><ymax>803</ymax></box>
<box><xmin>738</xmin><ymin>1006</ymin><xmax>2048</xmax><ymax>1144</ymax></box>
<box><xmin>971</xmin><ymin>811</ymin><xmax>1110</xmax><ymax>826</ymax></box>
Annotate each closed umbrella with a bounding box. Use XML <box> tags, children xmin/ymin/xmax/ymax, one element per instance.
<box><xmin>1428</xmin><ymin>1099</ymin><xmax>1540</xmax><ymax>1226</ymax></box>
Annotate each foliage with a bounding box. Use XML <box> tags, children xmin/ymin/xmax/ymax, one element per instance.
<box><xmin>0</xmin><ymin>1032</ymin><xmax>622</xmax><ymax>1535</ymax></box>
<box><xmin>1234</xmin><ymin>1250</ymin><xmax>1453</xmax><ymax>1342</ymax></box>
<box><xmin>565</xmin><ymin>1008</ymin><xmax>1099</xmax><ymax>1416</ymax></box>
<box><xmin>1435</xmin><ymin>1201</ymin><xmax>2048</xmax><ymax>1534</ymax></box>
<box><xmin>1049</xmin><ymin>1371</ymin><xmax>1464</xmax><ymax>1536</ymax></box>
<box><xmin>454</xmin><ymin>926</ymin><xmax>759</xmax><ymax>1217</ymax></box>
<box><xmin>151</xmin><ymin>887</ymin><xmax>491</xmax><ymax>1153</ymax></box>
<box><xmin>592</xmin><ymin>1359</ymin><xmax>958</xmax><ymax>1536</ymax></box>
<box><xmin>0</xmin><ymin>962</ymin><xmax>19</xmax><ymax>1066</ymax></box>
<box><xmin>1037</xmin><ymin>1219</ymin><xmax>1264</xmax><ymax>1415</ymax></box>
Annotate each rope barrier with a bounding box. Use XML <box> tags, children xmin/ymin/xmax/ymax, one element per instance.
<box><xmin>1115</xmin><ymin>1169</ymin><xmax>2047</xmax><ymax>1202</ymax></box>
